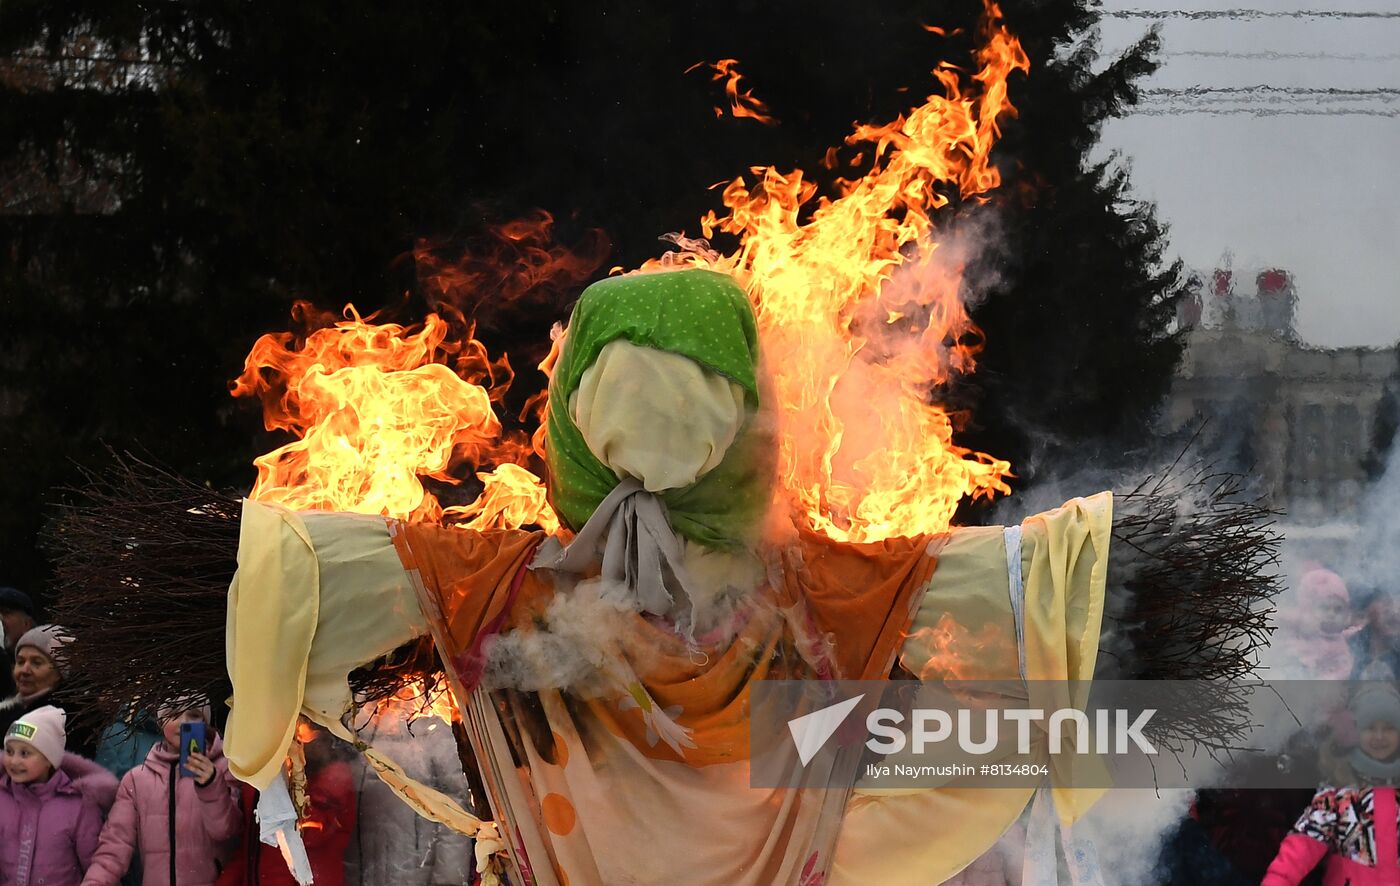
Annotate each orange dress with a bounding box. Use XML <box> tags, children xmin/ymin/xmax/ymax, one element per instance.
<box><xmin>389</xmin><ymin>522</ymin><xmax>941</xmax><ymax>886</ymax></box>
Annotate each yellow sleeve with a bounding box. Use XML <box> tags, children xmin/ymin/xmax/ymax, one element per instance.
<box><xmin>831</xmin><ymin>492</ymin><xmax>1112</xmax><ymax>885</ymax></box>
<box><xmin>1021</xmin><ymin>490</ymin><xmax>1112</xmax><ymax>824</ymax></box>
<box><xmin>224</xmin><ymin>501</ymin><xmax>428</xmax><ymax>789</ymax></box>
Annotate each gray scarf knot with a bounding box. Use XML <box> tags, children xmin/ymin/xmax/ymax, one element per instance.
<box><xmin>530</xmin><ymin>478</ymin><xmax>698</xmax><ymax>627</ymax></box>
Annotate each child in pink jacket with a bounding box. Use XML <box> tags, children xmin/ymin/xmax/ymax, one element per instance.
<box><xmin>1275</xmin><ymin>567</ymin><xmax>1360</xmax><ymax>680</ymax></box>
<box><xmin>0</xmin><ymin>705</ymin><xmax>118</xmax><ymax>886</ymax></box>
<box><xmin>1264</xmin><ymin>684</ymin><xmax>1400</xmax><ymax>885</ymax></box>
<box><xmin>82</xmin><ymin>700</ymin><xmax>242</xmax><ymax>886</ymax></box>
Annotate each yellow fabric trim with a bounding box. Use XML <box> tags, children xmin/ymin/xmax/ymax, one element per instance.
<box><xmin>225</xmin><ymin>499</ymin><xmax>319</xmax><ymax>790</ymax></box>
<box><xmin>358</xmin><ymin>745</ymin><xmax>487</xmax><ymax>836</ymax></box>
<box><xmin>1022</xmin><ymin>490</ymin><xmax>1112</xmax><ymax>824</ymax></box>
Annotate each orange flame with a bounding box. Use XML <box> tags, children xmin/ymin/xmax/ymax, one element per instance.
<box><xmin>236</xmin><ymin>1</ymin><xmax>1024</xmax><ymax>542</ymax></box>
<box><xmin>413</xmin><ymin>209</ymin><xmax>609</xmax><ymax>331</ymax></box>
<box><xmin>232</xmin><ymin>211</ymin><xmax>608</xmax><ymax>527</ymax></box>
<box><xmin>652</xmin><ymin>0</ymin><xmax>1023</xmax><ymax>540</ymax></box>
<box><xmin>374</xmin><ymin>677</ymin><xmax>461</xmax><ymax>725</ymax></box>
<box><xmin>688</xmin><ymin>59</ymin><xmax>778</xmax><ymax>125</ymax></box>
<box><xmin>444</xmin><ymin>462</ymin><xmax>560</xmax><ymax>535</ymax></box>
<box><xmin>232</xmin><ymin>302</ymin><xmax>558</xmax><ymax>527</ymax></box>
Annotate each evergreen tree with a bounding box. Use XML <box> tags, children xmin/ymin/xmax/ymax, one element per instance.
<box><xmin>948</xmin><ymin>0</ymin><xmax>1186</xmax><ymax>497</ymax></box>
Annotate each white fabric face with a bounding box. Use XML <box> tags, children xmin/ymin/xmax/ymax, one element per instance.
<box><xmin>569</xmin><ymin>338</ymin><xmax>747</xmax><ymax>492</ymax></box>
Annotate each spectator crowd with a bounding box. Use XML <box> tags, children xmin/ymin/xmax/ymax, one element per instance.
<box><xmin>0</xmin><ymin>585</ymin><xmax>475</xmax><ymax>886</ymax></box>
<box><xmin>1158</xmin><ymin>566</ymin><xmax>1400</xmax><ymax>885</ymax></box>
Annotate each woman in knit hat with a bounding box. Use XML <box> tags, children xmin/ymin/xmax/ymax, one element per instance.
<box><xmin>0</xmin><ymin>625</ymin><xmax>100</xmax><ymax>758</ymax></box>
<box><xmin>0</xmin><ymin>704</ymin><xmax>119</xmax><ymax>886</ymax></box>
<box><xmin>0</xmin><ymin>586</ymin><xmax>37</xmax><ymax>698</ymax></box>
<box><xmin>1263</xmin><ymin>683</ymin><xmax>1400</xmax><ymax>884</ymax></box>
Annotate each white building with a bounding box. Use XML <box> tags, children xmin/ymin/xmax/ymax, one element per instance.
<box><xmin>1164</xmin><ymin>268</ymin><xmax>1396</xmax><ymax>527</ymax></box>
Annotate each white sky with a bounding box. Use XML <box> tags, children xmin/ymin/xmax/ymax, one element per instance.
<box><xmin>1096</xmin><ymin>0</ymin><xmax>1400</xmax><ymax>347</ymax></box>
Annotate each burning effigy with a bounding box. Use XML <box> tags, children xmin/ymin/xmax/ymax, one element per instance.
<box><xmin>45</xmin><ymin>3</ymin><xmax>1281</xmax><ymax>885</ymax></box>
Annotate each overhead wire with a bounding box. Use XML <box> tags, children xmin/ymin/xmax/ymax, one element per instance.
<box><xmin>1104</xmin><ymin>10</ymin><xmax>1399</xmax><ymax>116</ymax></box>
<box><xmin>1163</xmin><ymin>49</ymin><xmax>1400</xmax><ymax>61</ymax></box>
<box><xmin>1136</xmin><ymin>87</ymin><xmax>1400</xmax><ymax>116</ymax></box>
<box><xmin>1144</xmin><ymin>86</ymin><xmax>1400</xmax><ymax>99</ymax></box>
<box><xmin>1135</xmin><ymin>105</ymin><xmax>1400</xmax><ymax>116</ymax></box>
<box><xmin>1107</xmin><ymin>9</ymin><xmax>1400</xmax><ymax>21</ymax></box>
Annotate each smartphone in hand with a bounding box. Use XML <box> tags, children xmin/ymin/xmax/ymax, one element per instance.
<box><xmin>178</xmin><ymin>722</ymin><xmax>207</xmax><ymax>778</ymax></box>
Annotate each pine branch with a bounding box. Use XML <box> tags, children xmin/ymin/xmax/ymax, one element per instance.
<box><xmin>42</xmin><ymin>451</ymin><xmax>439</xmax><ymax>731</ymax></box>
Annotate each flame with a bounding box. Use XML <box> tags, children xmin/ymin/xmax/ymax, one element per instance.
<box><xmin>231</xmin><ymin>212</ymin><xmax>604</xmax><ymax>527</ymax></box>
<box><xmin>413</xmin><ymin>209</ymin><xmax>609</xmax><ymax>326</ymax></box>
<box><xmin>444</xmin><ymin>463</ymin><xmax>560</xmax><ymax>535</ymax></box>
<box><xmin>688</xmin><ymin>59</ymin><xmax>778</xmax><ymax>125</ymax></box>
<box><xmin>294</xmin><ymin>720</ymin><xmax>319</xmax><ymax>744</ymax></box>
<box><xmin>374</xmin><ymin>677</ymin><xmax>461</xmax><ymax>725</ymax></box>
<box><xmin>652</xmin><ymin>0</ymin><xmax>1023</xmax><ymax>540</ymax></box>
<box><xmin>236</xmin><ymin>1</ymin><xmax>1023</xmax><ymax>542</ymax></box>
<box><xmin>232</xmin><ymin>301</ymin><xmax>558</xmax><ymax>527</ymax></box>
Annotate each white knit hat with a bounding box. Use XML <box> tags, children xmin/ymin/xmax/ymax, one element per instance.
<box><xmin>1352</xmin><ymin>684</ymin><xmax>1400</xmax><ymax>731</ymax></box>
<box><xmin>5</xmin><ymin>705</ymin><xmax>67</xmax><ymax>769</ymax></box>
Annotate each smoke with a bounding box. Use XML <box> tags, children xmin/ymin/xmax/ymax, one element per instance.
<box><xmin>1348</xmin><ymin>429</ymin><xmax>1400</xmax><ymax>593</ymax></box>
<box><xmin>480</xmin><ymin>576</ymin><xmax>640</xmax><ymax>694</ymax></box>
<box><xmin>1075</xmin><ymin>789</ymin><xmax>1197</xmax><ymax>885</ymax></box>
<box><xmin>479</xmin><ymin>544</ymin><xmax>769</xmax><ymax>693</ymax></box>
<box><xmin>1251</xmin><ymin>372</ymin><xmax>1400</xmax><ymax>685</ymax></box>
<box><xmin>999</xmin><ymin>383</ymin><xmax>1400</xmax><ymax>878</ymax></box>
<box><xmin>971</xmin><ymin>452</ymin><xmax>1285</xmax><ymax>877</ymax></box>
<box><xmin>816</xmin><ymin>206</ymin><xmax>1013</xmax><ymax>521</ymax></box>
<box><xmin>348</xmin><ymin>706</ymin><xmax>474</xmax><ymax>885</ymax></box>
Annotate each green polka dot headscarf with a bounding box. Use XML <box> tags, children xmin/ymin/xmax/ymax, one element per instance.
<box><xmin>544</xmin><ymin>269</ymin><xmax>771</xmax><ymax>547</ymax></box>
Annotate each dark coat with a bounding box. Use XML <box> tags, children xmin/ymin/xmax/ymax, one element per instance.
<box><xmin>0</xmin><ymin>645</ymin><xmax>16</xmax><ymax>698</ymax></box>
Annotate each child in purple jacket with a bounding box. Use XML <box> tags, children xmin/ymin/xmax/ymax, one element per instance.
<box><xmin>0</xmin><ymin>705</ymin><xmax>118</xmax><ymax>886</ymax></box>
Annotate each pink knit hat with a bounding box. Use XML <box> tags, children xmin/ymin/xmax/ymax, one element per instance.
<box><xmin>15</xmin><ymin>624</ymin><xmax>73</xmax><ymax>676</ymax></box>
<box><xmin>1299</xmin><ymin>569</ymin><xmax>1348</xmax><ymax>608</ymax></box>
<box><xmin>5</xmin><ymin>705</ymin><xmax>67</xmax><ymax>769</ymax></box>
